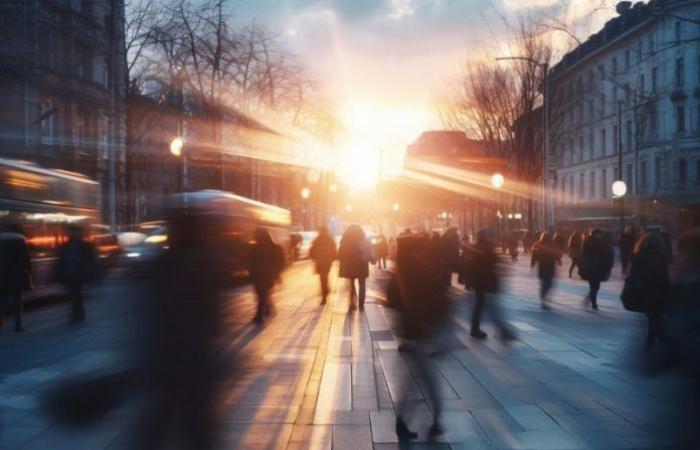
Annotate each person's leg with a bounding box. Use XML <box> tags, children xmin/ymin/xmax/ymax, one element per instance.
<box><xmin>70</xmin><ymin>284</ymin><xmax>85</xmax><ymax>323</ymax></box>
<box><xmin>484</xmin><ymin>292</ymin><xmax>515</xmax><ymax>340</ymax></box>
<box><xmin>320</xmin><ymin>270</ymin><xmax>329</xmax><ymax>304</ymax></box>
<box><xmin>358</xmin><ymin>278</ymin><xmax>366</xmax><ymax>310</ymax></box>
<box><xmin>0</xmin><ymin>294</ymin><xmax>6</xmax><ymax>333</ymax></box>
<box><xmin>589</xmin><ymin>280</ymin><xmax>600</xmax><ymax>309</ymax></box>
<box><xmin>13</xmin><ymin>291</ymin><xmax>23</xmax><ymax>332</ymax></box>
<box><xmin>254</xmin><ymin>283</ymin><xmax>266</xmax><ymax>322</ymax></box>
<box><xmin>470</xmin><ymin>291</ymin><xmax>486</xmax><ymax>337</ymax></box>
<box><xmin>646</xmin><ymin>311</ymin><xmax>658</xmax><ymax>350</ymax></box>
<box><xmin>348</xmin><ymin>279</ymin><xmax>357</xmax><ymax>310</ymax></box>
<box><xmin>569</xmin><ymin>259</ymin><xmax>575</xmax><ymax>278</ymax></box>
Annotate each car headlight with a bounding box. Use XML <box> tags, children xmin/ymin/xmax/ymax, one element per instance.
<box><xmin>126</xmin><ymin>252</ymin><xmax>141</xmax><ymax>258</ymax></box>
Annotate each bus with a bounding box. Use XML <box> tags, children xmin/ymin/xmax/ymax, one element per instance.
<box><xmin>0</xmin><ymin>158</ymin><xmax>104</xmax><ymax>297</ymax></box>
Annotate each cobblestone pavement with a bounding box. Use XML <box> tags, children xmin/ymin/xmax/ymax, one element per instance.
<box><xmin>0</xmin><ymin>256</ymin><xmax>696</xmax><ymax>450</ymax></box>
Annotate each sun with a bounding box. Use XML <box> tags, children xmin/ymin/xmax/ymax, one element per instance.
<box><xmin>337</xmin><ymin>140</ymin><xmax>380</xmax><ymax>191</ymax></box>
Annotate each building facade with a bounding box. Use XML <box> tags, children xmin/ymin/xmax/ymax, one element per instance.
<box><xmin>550</xmin><ymin>0</ymin><xmax>700</xmax><ymax>232</ymax></box>
<box><xmin>0</xmin><ymin>0</ymin><xmax>127</xmax><ymax>228</ymax></box>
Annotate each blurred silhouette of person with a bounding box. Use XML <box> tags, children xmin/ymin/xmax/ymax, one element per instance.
<box><xmin>567</xmin><ymin>230</ymin><xmax>583</xmax><ymax>278</ymax></box>
<box><xmin>393</xmin><ymin>233</ymin><xmax>448</xmax><ymax>440</ymax></box>
<box><xmin>135</xmin><ymin>209</ymin><xmax>229</xmax><ymax>450</ymax></box>
<box><xmin>309</xmin><ymin>226</ymin><xmax>337</xmax><ymax>305</ymax></box>
<box><xmin>553</xmin><ymin>232</ymin><xmax>567</xmax><ymax>253</ymax></box>
<box><xmin>288</xmin><ymin>232</ymin><xmax>301</xmax><ymax>262</ymax></box>
<box><xmin>523</xmin><ymin>230</ymin><xmax>535</xmax><ymax>254</ymax></box>
<box><xmin>619</xmin><ymin>227</ymin><xmax>637</xmax><ymax>274</ymax></box>
<box><xmin>507</xmin><ymin>231</ymin><xmax>519</xmax><ymax>262</ymax></box>
<box><xmin>670</xmin><ymin>225</ymin><xmax>700</xmax><ymax>372</ymax></box>
<box><xmin>56</xmin><ymin>225</ymin><xmax>96</xmax><ymax>324</ymax></box>
<box><xmin>531</xmin><ymin>232</ymin><xmax>562</xmax><ymax>309</ymax></box>
<box><xmin>0</xmin><ymin>224</ymin><xmax>32</xmax><ymax>333</ymax></box>
<box><xmin>579</xmin><ymin>229</ymin><xmax>614</xmax><ymax>310</ymax></box>
<box><xmin>249</xmin><ymin>228</ymin><xmax>286</xmax><ymax>323</ymax></box>
<box><xmin>374</xmin><ymin>234</ymin><xmax>389</xmax><ymax>269</ymax></box>
<box><xmin>465</xmin><ymin>228</ymin><xmax>515</xmax><ymax>340</ymax></box>
<box><xmin>659</xmin><ymin>228</ymin><xmax>674</xmax><ymax>264</ymax></box>
<box><xmin>630</xmin><ymin>232</ymin><xmax>671</xmax><ymax>350</ymax></box>
<box><xmin>338</xmin><ymin>224</ymin><xmax>372</xmax><ymax>311</ymax></box>
<box><xmin>438</xmin><ymin>227</ymin><xmax>460</xmax><ymax>286</ymax></box>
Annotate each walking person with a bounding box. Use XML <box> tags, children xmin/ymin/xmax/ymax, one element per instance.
<box><xmin>465</xmin><ymin>228</ymin><xmax>515</xmax><ymax>340</ymax></box>
<box><xmin>393</xmin><ymin>233</ymin><xmax>448</xmax><ymax>440</ymax></box>
<box><xmin>629</xmin><ymin>232</ymin><xmax>671</xmax><ymax>350</ymax></box>
<box><xmin>578</xmin><ymin>229</ymin><xmax>614</xmax><ymax>310</ymax></box>
<box><xmin>531</xmin><ymin>232</ymin><xmax>562</xmax><ymax>309</ymax></box>
<box><xmin>56</xmin><ymin>226</ymin><xmax>96</xmax><ymax>324</ymax></box>
<box><xmin>374</xmin><ymin>234</ymin><xmax>389</xmax><ymax>269</ymax></box>
<box><xmin>619</xmin><ymin>227</ymin><xmax>637</xmax><ymax>275</ymax></box>
<box><xmin>567</xmin><ymin>230</ymin><xmax>583</xmax><ymax>278</ymax></box>
<box><xmin>338</xmin><ymin>224</ymin><xmax>372</xmax><ymax>311</ymax></box>
<box><xmin>0</xmin><ymin>225</ymin><xmax>32</xmax><ymax>333</ymax></box>
<box><xmin>309</xmin><ymin>226</ymin><xmax>337</xmax><ymax>305</ymax></box>
<box><xmin>249</xmin><ymin>228</ymin><xmax>286</xmax><ymax>324</ymax></box>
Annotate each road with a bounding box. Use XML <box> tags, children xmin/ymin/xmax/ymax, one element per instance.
<box><xmin>0</xmin><ymin>256</ymin><xmax>696</xmax><ymax>450</ymax></box>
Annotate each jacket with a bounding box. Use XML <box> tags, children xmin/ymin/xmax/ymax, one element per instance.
<box><xmin>0</xmin><ymin>232</ymin><xmax>32</xmax><ymax>293</ymax></box>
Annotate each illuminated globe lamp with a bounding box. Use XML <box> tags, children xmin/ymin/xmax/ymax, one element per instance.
<box><xmin>491</xmin><ymin>172</ymin><xmax>505</xmax><ymax>190</ymax></box>
<box><xmin>301</xmin><ymin>187</ymin><xmax>311</xmax><ymax>199</ymax></box>
<box><xmin>392</xmin><ymin>203</ymin><xmax>400</xmax><ymax>212</ymax></box>
<box><xmin>612</xmin><ymin>180</ymin><xmax>627</xmax><ymax>198</ymax></box>
<box><xmin>170</xmin><ymin>137</ymin><xmax>184</xmax><ymax>157</ymax></box>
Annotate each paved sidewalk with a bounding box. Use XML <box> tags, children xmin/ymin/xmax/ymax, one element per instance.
<box><xmin>0</xmin><ymin>257</ymin><xmax>696</xmax><ymax>449</ymax></box>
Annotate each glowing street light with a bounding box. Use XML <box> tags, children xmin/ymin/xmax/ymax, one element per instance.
<box><xmin>301</xmin><ymin>187</ymin><xmax>311</xmax><ymax>199</ymax></box>
<box><xmin>169</xmin><ymin>136</ymin><xmax>184</xmax><ymax>157</ymax></box>
<box><xmin>345</xmin><ymin>204</ymin><xmax>353</xmax><ymax>212</ymax></box>
<box><xmin>392</xmin><ymin>203</ymin><xmax>400</xmax><ymax>212</ymax></box>
<box><xmin>491</xmin><ymin>172</ymin><xmax>505</xmax><ymax>189</ymax></box>
<box><xmin>612</xmin><ymin>180</ymin><xmax>627</xmax><ymax>198</ymax></box>
<box><xmin>329</xmin><ymin>183</ymin><xmax>338</xmax><ymax>193</ymax></box>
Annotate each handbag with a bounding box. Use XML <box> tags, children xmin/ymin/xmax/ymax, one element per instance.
<box><xmin>621</xmin><ymin>275</ymin><xmax>646</xmax><ymax>312</ymax></box>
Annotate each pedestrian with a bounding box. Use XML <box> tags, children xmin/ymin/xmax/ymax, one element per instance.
<box><xmin>619</xmin><ymin>227</ymin><xmax>637</xmax><ymax>274</ymax></box>
<box><xmin>374</xmin><ymin>234</ymin><xmax>389</xmax><ymax>269</ymax></box>
<box><xmin>249</xmin><ymin>228</ymin><xmax>286</xmax><ymax>323</ymax></box>
<box><xmin>393</xmin><ymin>233</ymin><xmax>448</xmax><ymax>440</ymax></box>
<box><xmin>531</xmin><ymin>232</ymin><xmax>562</xmax><ymax>309</ymax></box>
<box><xmin>578</xmin><ymin>229</ymin><xmax>614</xmax><ymax>310</ymax></box>
<box><xmin>629</xmin><ymin>232</ymin><xmax>671</xmax><ymax>350</ymax></box>
<box><xmin>567</xmin><ymin>230</ymin><xmax>583</xmax><ymax>278</ymax></box>
<box><xmin>135</xmin><ymin>208</ymin><xmax>229</xmax><ymax>450</ymax></box>
<box><xmin>464</xmin><ymin>227</ymin><xmax>515</xmax><ymax>340</ymax></box>
<box><xmin>553</xmin><ymin>231</ymin><xmax>567</xmax><ymax>253</ymax></box>
<box><xmin>0</xmin><ymin>225</ymin><xmax>32</xmax><ymax>333</ymax></box>
<box><xmin>309</xmin><ymin>226</ymin><xmax>337</xmax><ymax>305</ymax></box>
<box><xmin>659</xmin><ymin>228</ymin><xmax>674</xmax><ymax>264</ymax></box>
<box><xmin>507</xmin><ymin>232</ymin><xmax>519</xmax><ymax>262</ymax></box>
<box><xmin>56</xmin><ymin>225</ymin><xmax>96</xmax><ymax>324</ymax></box>
<box><xmin>338</xmin><ymin>224</ymin><xmax>373</xmax><ymax>311</ymax></box>
<box><xmin>523</xmin><ymin>230</ymin><xmax>535</xmax><ymax>254</ymax></box>
<box><xmin>438</xmin><ymin>228</ymin><xmax>460</xmax><ymax>286</ymax></box>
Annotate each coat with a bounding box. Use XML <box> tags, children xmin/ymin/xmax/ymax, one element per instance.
<box><xmin>0</xmin><ymin>232</ymin><xmax>32</xmax><ymax>294</ymax></box>
<box><xmin>466</xmin><ymin>243</ymin><xmax>501</xmax><ymax>293</ymax></box>
<box><xmin>579</xmin><ymin>235</ymin><xmax>614</xmax><ymax>282</ymax></box>
<box><xmin>630</xmin><ymin>247</ymin><xmax>670</xmax><ymax>314</ymax></box>
<box><xmin>531</xmin><ymin>242</ymin><xmax>562</xmax><ymax>280</ymax></box>
<box><xmin>309</xmin><ymin>234</ymin><xmax>337</xmax><ymax>274</ymax></box>
<box><xmin>338</xmin><ymin>235</ymin><xmax>371</xmax><ymax>279</ymax></box>
<box><xmin>56</xmin><ymin>239</ymin><xmax>96</xmax><ymax>286</ymax></box>
<box><xmin>249</xmin><ymin>241</ymin><xmax>285</xmax><ymax>288</ymax></box>
<box><xmin>568</xmin><ymin>232</ymin><xmax>583</xmax><ymax>259</ymax></box>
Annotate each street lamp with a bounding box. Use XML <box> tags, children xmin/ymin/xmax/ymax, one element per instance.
<box><xmin>169</xmin><ymin>136</ymin><xmax>186</xmax><ymax>192</ymax></box>
<box><xmin>329</xmin><ymin>183</ymin><xmax>338</xmax><ymax>193</ymax></box>
<box><xmin>170</xmin><ymin>136</ymin><xmax>184</xmax><ymax>157</ymax></box>
<box><xmin>392</xmin><ymin>203</ymin><xmax>400</xmax><ymax>212</ymax></box>
<box><xmin>301</xmin><ymin>187</ymin><xmax>311</xmax><ymax>229</ymax></box>
<box><xmin>496</xmin><ymin>56</ymin><xmax>551</xmax><ymax>229</ymax></box>
<box><xmin>345</xmin><ymin>204</ymin><xmax>353</xmax><ymax>212</ymax></box>
<box><xmin>301</xmin><ymin>187</ymin><xmax>311</xmax><ymax>199</ymax></box>
<box><xmin>491</xmin><ymin>172</ymin><xmax>505</xmax><ymax>189</ymax></box>
<box><xmin>612</xmin><ymin>180</ymin><xmax>627</xmax><ymax>234</ymax></box>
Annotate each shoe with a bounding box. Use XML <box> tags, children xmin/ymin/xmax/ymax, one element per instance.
<box><xmin>395</xmin><ymin>417</ymin><xmax>418</xmax><ymax>440</ymax></box>
<box><xmin>470</xmin><ymin>329</ymin><xmax>487</xmax><ymax>339</ymax></box>
<box><xmin>348</xmin><ymin>304</ymin><xmax>356</xmax><ymax>311</ymax></box>
<box><xmin>398</xmin><ymin>343</ymin><xmax>416</xmax><ymax>353</ymax></box>
<box><xmin>429</xmin><ymin>421</ymin><xmax>444</xmax><ymax>438</ymax></box>
<box><xmin>591</xmin><ymin>303</ymin><xmax>599</xmax><ymax>311</ymax></box>
<box><xmin>320</xmin><ymin>299</ymin><xmax>327</xmax><ymax>305</ymax></box>
<box><xmin>541</xmin><ymin>302</ymin><xmax>550</xmax><ymax>310</ymax></box>
<box><xmin>358</xmin><ymin>304</ymin><xmax>365</xmax><ymax>311</ymax></box>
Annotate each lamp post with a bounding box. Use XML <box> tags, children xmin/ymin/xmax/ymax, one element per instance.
<box><xmin>496</xmin><ymin>56</ymin><xmax>550</xmax><ymax>229</ymax></box>
<box><xmin>491</xmin><ymin>172</ymin><xmax>505</xmax><ymax>247</ymax></box>
<box><xmin>301</xmin><ymin>187</ymin><xmax>311</xmax><ymax>230</ymax></box>
<box><xmin>170</xmin><ymin>136</ymin><xmax>185</xmax><ymax>192</ymax></box>
<box><xmin>612</xmin><ymin>180</ymin><xmax>627</xmax><ymax>233</ymax></box>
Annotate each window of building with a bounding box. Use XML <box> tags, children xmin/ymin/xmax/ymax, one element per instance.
<box><xmin>676</xmin><ymin>57</ymin><xmax>685</xmax><ymax>87</ymax></box>
<box><xmin>625</xmin><ymin>49</ymin><xmax>631</xmax><ymax>69</ymax></box>
<box><xmin>579</xmin><ymin>136</ymin><xmax>584</xmax><ymax>162</ymax></box>
<box><xmin>40</xmin><ymin>100</ymin><xmax>54</xmax><ymax>145</ymax></box>
<box><xmin>579</xmin><ymin>173</ymin><xmax>585</xmax><ymax>198</ymax></box>
<box><xmin>588</xmin><ymin>99</ymin><xmax>594</xmax><ymax>119</ymax></box>
<box><xmin>640</xmin><ymin>73</ymin><xmax>645</xmax><ymax>94</ymax></box>
<box><xmin>640</xmin><ymin>160</ymin><xmax>648</xmax><ymax>189</ymax></box>
<box><xmin>98</xmin><ymin>116</ymin><xmax>108</xmax><ymax>159</ymax></box>
<box><xmin>589</xmin><ymin>171</ymin><xmax>596</xmax><ymax>199</ymax></box>
<box><xmin>655</xmin><ymin>156</ymin><xmax>662</xmax><ymax>191</ymax></box>
<box><xmin>76</xmin><ymin>113</ymin><xmax>85</xmax><ymax>152</ymax></box>
<box><xmin>624</xmin><ymin>84</ymin><xmax>630</xmax><ymax>104</ymax></box>
<box><xmin>677</xmin><ymin>106</ymin><xmax>686</xmax><ymax>133</ymax></box>
<box><xmin>601</xmin><ymin>128</ymin><xmax>607</xmax><ymax>156</ymax></box>
<box><xmin>650</xmin><ymin>109</ymin><xmax>658</xmax><ymax>132</ymax></box>
<box><xmin>39</xmin><ymin>33</ymin><xmax>54</xmax><ymax>69</ymax></box>
<box><xmin>649</xmin><ymin>33</ymin><xmax>655</xmax><ymax>53</ymax></box>
<box><xmin>612</xmin><ymin>56</ymin><xmax>618</xmax><ymax>75</ymax></box>
<box><xmin>601</xmin><ymin>168</ymin><xmax>608</xmax><ymax>199</ymax></box>
<box><xmin>678</xmin><ymin>158</ymin><xmax>688</xmax><ymax>187</ymax></box>
<box><xmin>613</xmin><ymin>125</ymin><xmax>618</xmax><ymax>152</ymax></box>
<box><xmin>675</xmin><ymin>21</ymin><xmax>682</xmax><ymax>44</ymax></box>
<box><xmin>589</xmin><ymin>132</ymin><xmax>594</xmax><ymax>159</ymax></box>
<box><xmin>652</xmin><ymin>66</ymin><xmax>658</xmax><ymax>92</ymax></box>
<box><xmin>613</xmin><ymin>86</ymin><xmax>618</xmax><ymax>103</ymax></box>
<box><xmin>600</xmin><ymin>93</ymin><xmax>606</xmax><ymax>117</ymax></box>
<box><xmin>569</xmin><ymin>176</ymin><xmax>575</xmax><ymax>202</ymax></box>
<box><xmin>625</xmin><ymin>163</ymin><xmax>633</xmax><ymax>188</ymax></box>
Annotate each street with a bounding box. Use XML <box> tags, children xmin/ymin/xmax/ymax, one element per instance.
<box><xmin>0</xmin><ymin>256</ymin><xmax>695</xmax><ymax>450</ymax></box>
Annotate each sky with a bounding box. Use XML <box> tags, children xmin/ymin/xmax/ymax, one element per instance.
<box><xmin>229</xmin><ymin>0</ymin><xmax>616</xmax><ymax>186</ymax></box>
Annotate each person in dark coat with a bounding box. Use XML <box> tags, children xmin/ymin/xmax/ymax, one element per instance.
<box><xmin>249</xmin><ymin>228</ymin><xmax>286</xmax><ymax>323</ymax></box>
<box><xmin>0</xmin><ymin>225</ymin><xmax>32</xmax><ymax>333</ymax></box>
<box><xmin>309</xmin><ymin>226</ymin><xmax>337</xmax><ymax>305</ymax></box>
<box><xmin>465</xmin><ymin>228</ymin><xmax>515</xmax><ymax>340</ymax></box>
<box><xmin>531</xmin><ymin>232</ymin><xmax>562</xmax><ymax>309</ymax></box>
<box><xmin>374</xmin><ymin>234</ymin><xmax>389</xmax><ymax>269</ymax></box>
<box><xmin>523</xmin><ymin>230</ymin><xmax>535</xmax><ymax>254</ymax></box>
<box><xmin>438</xmin><ymin>228</ymin><xmax>460</xmax><ymax>286</ymax></box>
<box><xmin>56</xmin><ymin>225</ymin><xmax>96</xmax><ymax>324</ymax></box>
<box><xmin>630</xmin><ymin>232</ymin><xmax>671</xmax><ymax>350</ymax></box>
<box><xmin>393</xmin><ymin>233</ymin><xmax>448</xmax><ymax>440</ymax></box>
<box><xmin>338</xmin><ymin>224</ymin><xmax>372</xmax><ymax>311</ymax></box>
<box><xmin>579</xmin><ymin>229</ymin><xmax>614</xmax><ymax>310</ymax></box>
<box><xmin>659</xmin><ymin>228</ymin><xmax>674</xmax><ymax>264</ymax></box>
<box><xmin>619</xmin><ymin>227</ymin><xmax>637</xmax><ymax>274</ymax></box>
<box><xmin>506</xmin><ymin>232</ymin><xmax>519</xmax><ymax>262</ymax></box>
<box><xmin>567</xmin><ymin>230</ymin><xmax>583</xmax><ymax>278</ymax></box>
